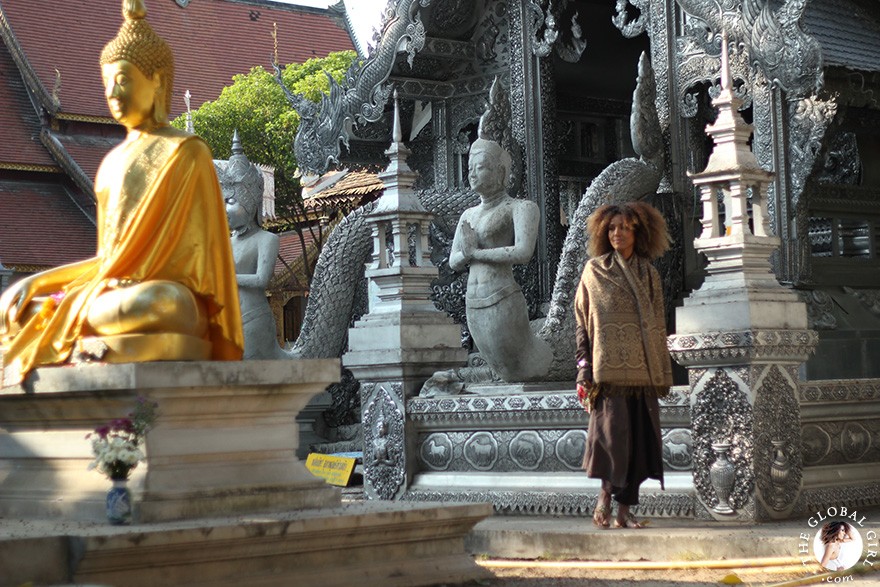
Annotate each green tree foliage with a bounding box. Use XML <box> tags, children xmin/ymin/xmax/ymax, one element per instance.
<box><xmin>171</xmin><ymin>50</ymin><xmax>357</xmax><ymax>217</ymax></box>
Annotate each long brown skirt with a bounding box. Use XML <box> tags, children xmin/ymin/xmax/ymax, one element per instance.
<box><xmin>582</xmin><ymin>386</ymin><xmax>664</xmax><ymax>505</ymax></box>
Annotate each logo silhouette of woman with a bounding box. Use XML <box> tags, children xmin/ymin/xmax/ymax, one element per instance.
<box><xmin>819</xmin><ymin>521</ymin><xmax>855</xmax><ymax>571</ymax></box>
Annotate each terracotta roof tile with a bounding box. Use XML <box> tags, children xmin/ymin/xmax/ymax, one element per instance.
<box><xmin>307</xmin><ymin>170</ymin><xmax>384</xmax><ymax>200</ymax></box>
<box><xmin>302</xmin><ymin>170</ymin><xmax>383</xmax><ymax>213</ymax></box>
<box><xmin>0</xmin><ymin>179</ymin><xmax>96</xmax><ymax>267</ymax></box>
<box><xmin>275</xmin><ymin>228</ymin><xmax>318</xmax><ymax>275</ymax></box>
<box><xmin>0</xmin><ymin>40</ymin><xmax>55</xmax><ymax>168</ymax></box>
<box><xmin>1</xmin><ymin>0</ymin><xmax>353</xmax><ymax>120</ymax></box>
<box><xmin>271</xmin><ymin>227</ymin><xmax>322</xmax><ymax>290</ymax></box>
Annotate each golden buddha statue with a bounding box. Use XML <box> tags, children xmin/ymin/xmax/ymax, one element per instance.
<box><xmin>0</xmin><ymin>0</ymin><xmax>243</xmax><ymax>385</ymax></box>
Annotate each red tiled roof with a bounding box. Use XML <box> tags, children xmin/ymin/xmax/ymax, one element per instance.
<box><xmin>0</xmin><ymin>0</ymin><xmax>353</xmax><ymax>120</ymax></box>
<box><xmin>0</xmin><ymin>179</ymin><xmax>96</xmax><ymax>267</ymax></box>
<box><xmin>275</xmin><ymin>227</ymin><xmax>319</xmax><ymax>276</ymax></box>
<box><xmin>0</xmin><ymin>40</ymin><xmax>56</xmax><ymax>168</ymax></box>
<box><xmin>270</xmin><ymin>227</ymin><xmax>321</xmax><ymax>292</ymax></box>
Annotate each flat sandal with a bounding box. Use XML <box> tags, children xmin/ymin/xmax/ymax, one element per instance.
<box><xmin>613</xmin><ymin>511</ymin><xmax>643</xmax><ymax>529</ymax></box>
<box><xmin>592</xmin><ymin>503</ymin><xmax>610</xmax><ymax>529</ymax></box>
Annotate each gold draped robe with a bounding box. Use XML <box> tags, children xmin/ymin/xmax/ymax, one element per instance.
<box><xmin>2</xmin><ymin>128</ymin><xmax>243</xmax><ymax>385</ymax></box>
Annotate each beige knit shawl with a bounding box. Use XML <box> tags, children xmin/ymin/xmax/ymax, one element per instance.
<box><xmin>574</xmin><ymin>251</ymin><xmax>672</xmax><ymax>388</ymax></box>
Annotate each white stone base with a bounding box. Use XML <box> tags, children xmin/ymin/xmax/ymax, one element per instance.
<box><xmin>343</xmin><ymin>311</ymin><xmax>467</xmax><ymax>385</ymax></box>
<box><xmin>0</xmin><ymin>502</ymin><xmax>492</xmax><ymax>587</ymax></box>
<box><xmin>0</xmin><ymin>360</ymin><xmax>342</xmax><ymax>522</ymax></box>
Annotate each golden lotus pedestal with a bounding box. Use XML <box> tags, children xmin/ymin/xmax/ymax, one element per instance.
<box><xmin>0</xmin><ymin>360</ymin><xmax>492</xmax><ymax>587</ymax></box>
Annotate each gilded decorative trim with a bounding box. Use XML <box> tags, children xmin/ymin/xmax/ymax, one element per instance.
<box><xmin>55</xmin><ymin>113</ymin><xmax>118</xmax><ymax>125</ymax></box>
<box><xmin>0</xmin><ymin>162</ymin><xmax>59</xmax><ymax>172</ymax></box>
<box><xmin>4</xmin><ymin>264</ymin><xmax>51</xmax><ymax>273</ymax></box>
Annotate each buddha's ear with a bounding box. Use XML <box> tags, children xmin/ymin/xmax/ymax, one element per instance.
<box><xmin>151</xmin><ymin>72</ymin><xmax>167</xmax><ymax>124</ymax></box>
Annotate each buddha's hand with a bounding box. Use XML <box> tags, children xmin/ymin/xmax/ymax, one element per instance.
<box><xmin>458</xmin><ymin>221</ymin><xmax>478</xmax><ymax>262</ymax></box>
<box><xmin>0</xmin><ymin>275</ymin><xmax>38</xmax><ymax>334</ymax></box>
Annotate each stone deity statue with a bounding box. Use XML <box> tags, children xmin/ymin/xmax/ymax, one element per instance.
<box><xmin>0</xmin><ymin>0</ymin><xmax>243</xmax><ymax>385</ymax></box>
<box><xmin>449</xmin><ymin>138</ymin><xmax>552</xmax><ymax>381</ymax></box>
<box><xmin>218</xmin><ymin>133</ymin><xmax>290</xmax><ymax>360</ymax></box>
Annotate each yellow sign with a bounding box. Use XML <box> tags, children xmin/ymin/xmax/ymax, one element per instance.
<box><xmin>305</xmin><ymin>453</ymin><xmax>357</xmax><ymax>487</ymax></box>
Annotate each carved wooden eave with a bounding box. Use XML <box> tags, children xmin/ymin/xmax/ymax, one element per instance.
<box><xmin>327</xmin><ymin>0</ymin><xmax>365</xmax><ymax>57</ymax></box>
<box><xmin>1</xmin><ymin>1</ymin><xmax>98</xmax><ymax>209</ymax></box>
<box><xmin>39</xmin><ymin>129</ymin><xmax>97</xmax><ymax>211</ymax></box>
<box><xmin>0</xmin><ymin>2</ymin><xmax>60</xmax><ymax>117</ymax></box>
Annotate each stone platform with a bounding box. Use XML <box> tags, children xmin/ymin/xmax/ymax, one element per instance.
<box><xmin>0</xmin><ymin>359</ymin><xmax>492</xmax><ymax>586</ymax></box>
<box><xmin>467</xmin><ymin>507</ymin><xmax>880</xmax><ymax>562</ymax></box>
<box><xmin>399</xmin><ymin>378</ymin><xmax>880</xmax><ymax>520</ymax></box>
<box><xmin>0</xmin><ymin>501</ymin><xmax>492</xmax><ymax>587</ymax></box>
<box><xmin>401</xmin><ymin>385</ymin><xmax>696</xmax><ymax>517</ymax></box>
<box><xmin>0</xmin><ymin>360</ymin><xmax>342</xmax><ymax>522</ymax></box>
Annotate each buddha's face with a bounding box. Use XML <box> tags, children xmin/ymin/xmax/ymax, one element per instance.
<box><xmin>102</xmin><ymin>60</ymin><xmax>161</xmax><ymax>130</ymax></box>
<box><xmin>468</xmin><ymin>150</ymin><xmax>504</xmax><ymax>195</ymax></box>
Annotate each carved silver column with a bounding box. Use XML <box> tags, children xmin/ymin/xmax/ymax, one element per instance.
<box><xmin>668</xmin><ymin>33</ymin><xmax>817</xmax><ymax>522</ymax></box>
<box><xmin>432</xmin><ymin>99</ymin><xmax>453</xmax><ymax>191</ymax></box>
<box><xmin>343</xmin><ymin>94</ymin><xmax>467</xmax><ymax>500</ymax></box>
<box><xmin>509</xmin><ymin>0</ymin><xmax>561</xmax><ymax>304</ymax></box>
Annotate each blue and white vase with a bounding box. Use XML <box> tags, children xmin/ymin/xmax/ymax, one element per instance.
<box><xmin>106</xmin><ymin>479</ymin><xmax>132</xmax><ymax>525</ymax></box>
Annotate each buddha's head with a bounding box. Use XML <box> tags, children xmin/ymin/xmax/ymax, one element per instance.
<box><xmin>100</xmin><ymin>0</ymin><xmax>174</xmax><ymax>130</ymax></box>
<box><xmin>468</xmin><ymin>138</ymin><xmax>512</xmax><ymax>195</ymax></box>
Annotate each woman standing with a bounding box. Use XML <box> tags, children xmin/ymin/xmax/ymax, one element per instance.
<box><xmin>574</xmin><ymin>201</ymin><xmax>672</xmax><ymax>529</ymax></box>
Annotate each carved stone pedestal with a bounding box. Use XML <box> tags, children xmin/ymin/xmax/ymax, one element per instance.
<box><xmin>669</xmin><ymin>328</ymin><xmax>818</xmax><ymax>521</ymax></box>
<box><xmin>668</xmin><ymin>30</ymin><xmax>821</xmax><ymax>522</ymax></box>
<box><xmin>0</xmin><ymin>360</ymin><xmax>341</xmax><ymax>522</ymax></box>
<box><xmin>345</xmin><ymin>317</ymin><xmax>466</xmax><ymax>500</ymax></box>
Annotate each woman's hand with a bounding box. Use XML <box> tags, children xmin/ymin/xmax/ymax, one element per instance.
<box><xmin>577</xmin><ymin>382</ymin><xmax>591</xmax><ymax>413</ymax></box>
